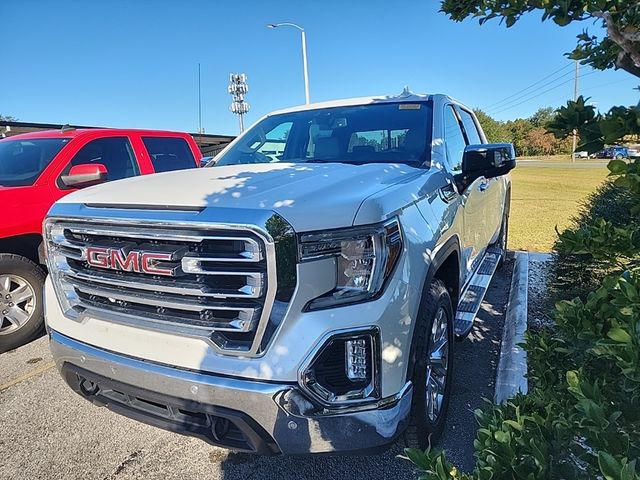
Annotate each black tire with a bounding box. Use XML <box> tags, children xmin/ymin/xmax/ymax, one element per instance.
<box><xmin>496</xmin><ymin>211</ymin><xmax>509</xmax><ymax>270</ymax></box>
<box><xmin>404</xmin><ymin>279</ymin><xmax>454</xmax><ymax>450</ymax></box>
<box><xmin>0</xmin><ymin>254</ymin><xmax>46</xmax><ymax>353</ymax></box>
<box><xmin>615</xmin><ymin>154</ymin><xmax>624</xmax><ymax>160</ymax></box>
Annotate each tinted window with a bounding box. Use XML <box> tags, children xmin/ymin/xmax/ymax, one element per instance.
<box><xmin>347</xmin><ymin>129</ymin><xmax>409</xmax><ymax>153</ymax></box>
<box><xmin>70</xmin><ymin>137</ymin><xmax>138</xmax><ymax>181</ymax></box>
<box><xmin>458</xmin><ymin>109</ymin><xmax>482</xmax><ymax>145</ymax></box>
<box><xmin>0</xmin><ymin>138</ymin><xmax>70</xmax><ymax>186</ymax></box>
<box><xmin>443</xmin><ymin>106</ymin><xmax>466</xmax><ymax>174</ymax></box>
<box><xmin>142</xmin><ymin>137</ymin><xmax>196</xmax><ymax>173</ymax></box>
<box><xmin>215</xmin><ymin>102</ymin><xmax>432</xmax><ymax>167</ymax></box>
<box><xmin>250</xmin><ymin>122</ymin><xmax>292</xmax><ymax>162</ymax></box>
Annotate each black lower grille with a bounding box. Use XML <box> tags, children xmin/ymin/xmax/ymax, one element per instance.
<box><xmin>62</xmin><ymin>364</ymin><xmax>279</xmax><ymax>454</ymax></box>
<box><xmin>313</xmin><ymin>338</ymin><xmax>372</xmax><ymax>395</ymax></box>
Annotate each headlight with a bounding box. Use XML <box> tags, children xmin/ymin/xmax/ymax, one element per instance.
<box><xmin>299</xmin><ymin>218</ymin><xmax>403</xmax><ymax>310</ymax></box>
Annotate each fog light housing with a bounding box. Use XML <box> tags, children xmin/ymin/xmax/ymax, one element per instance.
<box><xmin>300</xmin><ymin>328</ymin><xmax>380</xmax><ymax>406</ymax></box>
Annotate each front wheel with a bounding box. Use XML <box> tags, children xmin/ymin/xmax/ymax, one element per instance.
<box><xmin>0</xmin><ymin>254</ymin><xmax>46</xmax><ymax>353</ymax></box>
<box><xmin>404</xmin><ymin>279</ymin><xmax>454</xmax><ymax>449</ymax></box>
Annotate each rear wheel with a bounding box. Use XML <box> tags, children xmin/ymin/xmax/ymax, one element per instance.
<box><xmin>0</xmin><ymin>254</ymin><xmax>46</xmax><ymax>353</ymax></box>
<box><xmin>404</xmin><ymin>279</ymin><xmax>454</xmax><ymax>449</ymax></box>
<box><xmin>615</xmin><ymin>153</ymin><xmax>624</xmax><ymax>160</ymax></box>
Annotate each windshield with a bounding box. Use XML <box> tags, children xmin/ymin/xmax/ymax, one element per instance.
<box><xmin>0</xmin><ymin>138</ymin><xmax>70</xmax><ymax>187</ymax></box>
<box><xmin>214</xmin><ymin>102</ymin><xmax>432</xmax><ymax>167</ymax></box>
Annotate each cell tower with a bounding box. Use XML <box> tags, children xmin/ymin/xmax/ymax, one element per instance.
<box><xmin>228</xmin><ymin>74</ymin><xmax>250</xmax><ymax>133</ymax></box>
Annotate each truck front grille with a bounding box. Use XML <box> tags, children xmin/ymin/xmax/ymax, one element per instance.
<box><xmin>46</xmin><ymin>219</ymin><xmax>278</xmax><ymax>355</ymax></box>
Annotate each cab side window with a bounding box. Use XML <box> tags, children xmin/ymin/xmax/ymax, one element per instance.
<box><xmin>443</xmin><ymin>106</ymin><xmax>466</xmax><ymax>174</ymax></box>
<box><xmin>142</xmin><ymin>137</ymin><xmax>196</xmax><ymax>173</ymax></box>
<box><xmin>457</xmin><ymin>109</ymin><xmax>482</xmax><ymax>145</ymax></box>
<box><xmin>70</xmin><ymin>137</ymin><xmax>139</xmax><ymax>181</ymax></box>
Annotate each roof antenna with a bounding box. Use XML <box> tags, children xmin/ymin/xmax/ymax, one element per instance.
<box><xmin>400</xmin><ymin>86</ymin><xmax>413</xmax><ymax>97</ymax></box>
<box><xmin>61</xmin><ymin>124</ymin><xmax>74</xmax><ymax>133</ymax></box>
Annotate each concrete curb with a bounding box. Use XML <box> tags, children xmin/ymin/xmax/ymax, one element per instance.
<box><xmin>494</xmin><ymin>251</ymin><xmax>529</xmax><ymax>403</ymax></box>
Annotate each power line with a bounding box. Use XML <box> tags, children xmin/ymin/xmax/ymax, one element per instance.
<box><xmin>489</xmin><ymin>70</ymin><xmax>598</xmax><ymax>116</ymax></box>
<box><xmin>481</xmin><ymin>63</ymin><xmax>573</xmax><ymax>110</ymax></box>
<box><xmin>487</xmin><ymin>68</ymin><xmax>577</xmax><ymax>113</ymax></box>
<box><xmin>532</xmin><ymin>79</ymin><xmax>627</xmax><ymax>110</ymax></box>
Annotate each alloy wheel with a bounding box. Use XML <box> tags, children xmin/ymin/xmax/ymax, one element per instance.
<box><xmin>425</xmin><ymin>307</ymin><xmax>449</xmax><ymax>423</ymax></box>
<box><xmin>0</xmin><ymin>274</ymin><xmax>36</xmax><ymax>335</ymax></box>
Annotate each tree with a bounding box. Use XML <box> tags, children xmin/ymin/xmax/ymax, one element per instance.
<box><xmin>0</xmin><ymin>115</ymin><xmax>16</xmax><ymax>121</ymax></box>
<box><xmin>473</xmin><ymin>109</ymin><xmax>511</xmax><ymax>143</ymax></box>
<box><xmin>529</xmin><ymin>107</ymin><xmax>556</xmax><ymax>128</ymax></box>
<box><xmin>440</xmin><ymin>1</ymin><xmax>640</xmax><ymax>78</ymax></box>
<box><xmin>441</xmin><ymin>1</ymin><xmax>639</xmax><ymax>153</ymax></box>
<box><xmin>475</xmin><ymin>108</ymin><xmax>573</xmax><ymax>156</ymax></box>
<box><xmin>505</xmin><ymin>118</ymin><xmax>533</xmax><ymax>156</ymax></box>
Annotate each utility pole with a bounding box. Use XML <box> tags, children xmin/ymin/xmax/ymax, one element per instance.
<box><xmin>571</xmin><ymin>59</ymin><xmax>579</xmax><ymax>162</ymax></box>
<box><xmin>198</xmin><ymin>63</ymin><xmax>203</xmax><ymax>134</ymax></box>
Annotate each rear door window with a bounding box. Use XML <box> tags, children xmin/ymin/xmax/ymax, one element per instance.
<box><xmin>142</xmin><ymin>137</ymin><xmax>196</xmax><ymax>173</ymax></box>
<box><xmin>69</xmin><ymin>137</ymin><xmax>139</xmax><ymax>181</ymax></box>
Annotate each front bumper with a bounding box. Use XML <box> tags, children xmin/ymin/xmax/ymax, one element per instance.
<box><xmin>50</xmin><ymin>330</ymin><xmax>412</xmax><ymax>455</ymax></box>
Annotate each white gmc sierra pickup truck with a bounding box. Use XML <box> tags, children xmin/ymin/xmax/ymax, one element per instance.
<box><xmin>43</xmin><ymin>92</ymin><xmax>515</xmax><ymax>455</ymax></box>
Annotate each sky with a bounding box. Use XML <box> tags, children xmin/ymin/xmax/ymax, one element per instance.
<box><xmin>1</xmin><ymin>0</ymin><xmax>638</xmax><ymax>136</ymax></box>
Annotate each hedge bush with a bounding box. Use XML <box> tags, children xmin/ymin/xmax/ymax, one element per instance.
<box><xmin>404</xmin><ymin>159</ymin><xmax>640</xmax><ymax>479</ymax></box>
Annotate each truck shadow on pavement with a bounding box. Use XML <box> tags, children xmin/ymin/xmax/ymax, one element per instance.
<box><xmin>217</xmin><ymin>258</ymin><xmax>513</xmax><ymax>480</ymax></box>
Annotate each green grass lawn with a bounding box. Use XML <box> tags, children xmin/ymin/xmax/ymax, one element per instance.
<box><xmin>509</xmin><ymin>163</ymin><xmax>609</xmax><ymax>252</ymax></box>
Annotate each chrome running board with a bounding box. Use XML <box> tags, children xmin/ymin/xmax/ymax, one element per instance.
<box><xmin>454</xmin><ymin>247</ymin><xmax>502</xmax><ymax>337</ymax></box>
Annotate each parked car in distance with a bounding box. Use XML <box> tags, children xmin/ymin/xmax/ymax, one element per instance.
<box><xmin>628</xmin><ymin>147</ymin><xmax>639</xmax><ymax>159</ymax></box>
<box><xmin>45</xmin><ymin>92</ymin><xmax>515</xmax><ymax>454</ymax></box>
<box><xmin>596</xmin><ymin>146</ymin><xmax>629</xmax><ymax>159</ymax></box>
<box><xmin>574</xmin><ymin>151</ymin><xmax>589</xmax><ymax>159</ymax></box>
<box><xmin>0</xmin><ymin>128</ymin><xmax>202</xmax><ymax>352</ymax></box>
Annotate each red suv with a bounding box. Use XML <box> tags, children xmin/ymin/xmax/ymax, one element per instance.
<box><xmin>0</xmin><ymin>128</ymin><xmax>202</xmax><ymax>351</ymax></box>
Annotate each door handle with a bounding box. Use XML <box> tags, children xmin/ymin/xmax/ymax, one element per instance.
<box><xmin>439</xmin><ymin>182</ymin><xmax>458</xmax><ymax>203</ymax></box>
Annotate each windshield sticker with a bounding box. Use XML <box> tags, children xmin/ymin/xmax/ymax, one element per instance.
<box><xmin>399</xmin><ymin>104</ymin><xmax>421</xmax><ymax>110</ymax></box>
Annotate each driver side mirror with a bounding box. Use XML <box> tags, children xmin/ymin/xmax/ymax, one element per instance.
<box><xmin>460</xmin><ymin>143</ymin><xmax>516</xmax><ymax>185</ymax></box>
<box><xmin>61</xmin><ymin>163</ymin><xmax>108</xmax><ymax>188</ymax></box>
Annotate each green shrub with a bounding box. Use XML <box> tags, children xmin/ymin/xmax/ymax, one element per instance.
<box><xmin>549</xmin><ymin>180</ymin><xmax>638</xmax><ymax>302</ymax></box>
<box><xmin>405</xmin><ymin>160</ymin><xmax>640</xmax><ymax>479</ymax></box>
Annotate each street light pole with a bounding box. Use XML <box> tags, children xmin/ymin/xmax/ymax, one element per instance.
<box><xmin>300</xmin><ymin>29</ymin><xmax>310</xmax><ymax>105</ymax></box>
<box><xmin>267</xmin><ymin>22</ymin><xmax>310</xmax><ymax>104</ymax></box>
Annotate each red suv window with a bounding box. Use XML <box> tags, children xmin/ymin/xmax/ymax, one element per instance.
<box><xmin>70</xmin><ymin>137</ymin><xmax>139</xmax><ymax>181</ymax></box>
<box><xmin>142</xmin><ymin>137</ymin><xmax>196</xmax><ymax>173</ymax></box>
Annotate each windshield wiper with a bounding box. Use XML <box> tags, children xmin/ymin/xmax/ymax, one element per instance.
<box><xmin>304</xmin><ymin>159</ymin><xmax>355</xmax><ymax>164</ymax></box>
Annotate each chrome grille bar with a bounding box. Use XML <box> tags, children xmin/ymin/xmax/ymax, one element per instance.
<box><xmin>45</xmin><ymin>218</ymin><xmax>276</xmax><ymax>355</ymax></box>
<box><xmin>61</xmin><ymin>267</ymin><xmax>263</xmax><ymax>299</ymax></box>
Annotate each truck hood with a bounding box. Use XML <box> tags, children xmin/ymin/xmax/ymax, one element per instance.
<box><xmin>58</xmin><ymin>162</ymin><xmax>424</xmax><ymax>231</ymax></box>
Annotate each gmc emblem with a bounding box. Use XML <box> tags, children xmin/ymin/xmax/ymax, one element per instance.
<box><xmin>85</xmin><ymin>247</ymin><xmax>175</xmax><ymax>276</ymax></box>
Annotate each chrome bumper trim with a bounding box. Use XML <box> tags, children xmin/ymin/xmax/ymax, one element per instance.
<box><xmin>50</xmin><ymin>330</ymin><xmax>412</xmax><ymax>454</ymax></box>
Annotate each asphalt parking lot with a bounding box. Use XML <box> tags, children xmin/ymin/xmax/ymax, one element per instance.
<box><xmin>0</xmin><ymin>259</ymin><xmax>512</xmax><ymax>480</ymax></box>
